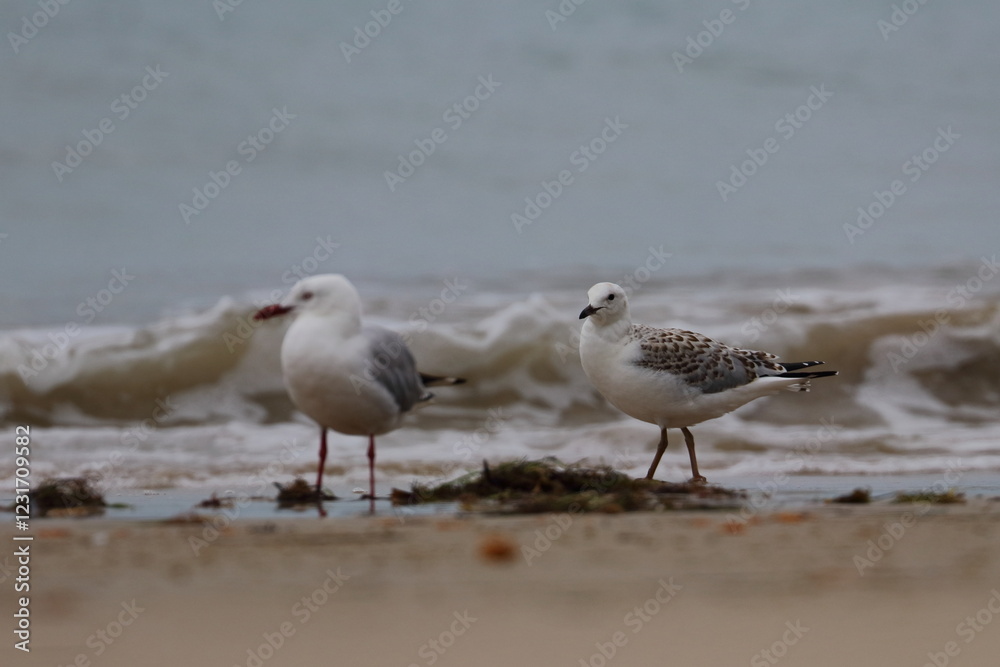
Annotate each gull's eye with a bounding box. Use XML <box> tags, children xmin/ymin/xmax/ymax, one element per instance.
<box><xmin>301</xmin><ymin>291</ymin><xmax>314</xmax><ymax>301</ymax></box>
<box><xmin>608</xmin><ymin>294</ymin><xmax>615</xmax><ymax>301</ymax></box>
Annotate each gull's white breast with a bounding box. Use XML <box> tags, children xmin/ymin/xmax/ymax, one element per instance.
<box><xmin>280</xmin><ymin>317</ymin><xmax>401</xmax><ymax>436</ymax></box>
<box><xmin>580</xmin><ymin>321</ymin><xmax>796</xmax><ymax>429</ymax></box>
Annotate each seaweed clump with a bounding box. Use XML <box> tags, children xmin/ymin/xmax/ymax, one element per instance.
<box><xmin>197</xmin><ymin>493</ymin><xmax>235</xmax><ymax>509</ymax></box>
<box><xmin>829</xmin><ymin>488</ymin><xmax>872</xmax><ymax>504</ymax></box>
<box><xmin>394</xmin><ymin>458</ymin><xmax>743</xmax><ymax>514</ymax></box>
<box><xmin>274</xmin><ymin>478</ymin><xmax>337</xmax><ymax>508</ymax></box>
<box><xmin>30</xmin><ymin>477</ymin><xmax>107</xmax><ymax>518</ymax></box>
<box><xmin>894</xmin><ymin>489</ymin><xmax>966</xmax><ymax>505</ymax></box>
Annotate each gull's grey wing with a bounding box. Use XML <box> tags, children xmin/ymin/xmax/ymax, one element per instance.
<box><xmin>630</xmin><ymin>324</ymin><xmax>784</xmax><ymax>394</ymax></box>
<box><xmin>362</xmin><ymin>325</ymin><xmax>431</xmax><ymax>412</ymax></box>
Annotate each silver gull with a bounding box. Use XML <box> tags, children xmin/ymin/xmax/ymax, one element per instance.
<box><xmin>579</xmin><ymin>282</ymin><xmax>837</xmax><ymax>483</ymax></box>
<box><xmin>254</xmin><ymin>274</ymin><xmax>462</xmax><ymax>512</ymax></box>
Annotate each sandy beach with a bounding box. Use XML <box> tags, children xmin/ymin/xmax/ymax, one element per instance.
<box><xmin>7</xmin><ymin>499</ymin><xmax>1000</xmax><ymax>667</ymax></box>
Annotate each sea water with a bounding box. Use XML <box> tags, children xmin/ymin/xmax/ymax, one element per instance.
<box><xmin>1</xmin><ymin>0</ymin><xmax>998</xmax><ymax>500</ymax></box>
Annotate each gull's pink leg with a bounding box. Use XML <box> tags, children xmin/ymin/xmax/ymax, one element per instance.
<box><xmin>367</xmin><ymin>434</ymin><xmax>376</xmax><ymax>514</ymax></box>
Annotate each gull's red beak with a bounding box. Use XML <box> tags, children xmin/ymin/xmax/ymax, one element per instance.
<box><xmin>253</xmin><ymin>304</ymin><xmax>294</xmax><ymax>321</ymax></box>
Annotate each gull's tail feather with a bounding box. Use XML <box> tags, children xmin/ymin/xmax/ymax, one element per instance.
<box><xmin>774</xmin><ymin>366</ymin><xmax>838</xmax><ymax>393</ymax></box>
<box><xmin>778</xmin><ymin>370</ymin><xmax>839</xmax><ymax>380</ymax></box>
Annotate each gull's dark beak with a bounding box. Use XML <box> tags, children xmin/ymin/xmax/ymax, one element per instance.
<box><xmin>253</xmin><ymin>304</ymin><xmax>294</xmax><ymax>321</ymax></box>
<box><xmin>579</xmin><ymin>304</ymin><xmax>600</xmax><ymax>319</ymax></box>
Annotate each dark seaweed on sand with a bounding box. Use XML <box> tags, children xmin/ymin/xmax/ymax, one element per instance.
<box><xmin>394</xmin><ymin>458</ymin><xmax>744</xmax><ymax>513</ymax></box>
<box><xmin>274</xmin><ymin>478</ymin><xmax>338</xmax><ymax>507</ymax></box>
<box><xmin>30</xmin><ymin>477</ymin><xmax>108</xmax><ymax>517</ymax></box>
<box><xmin>197</xmin><ymin>493</ymin><xmax>235</xmax><ymax>509</ymax></box>
<box><xmin>894</xmin><ymin>489</ymin><xmax>965</xmax><ymax>504</ymax></box>
<box><xmin>830</xmin><ymin>488</ymin><xmax>872</xmax><ymax>504</ymax></box>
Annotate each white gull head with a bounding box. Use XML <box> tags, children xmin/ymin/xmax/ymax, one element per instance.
<box><xmin>579</xmin><ymin>282</ymin><xmax>631</xmax><ymax>327</ymax></box>
<box><xmin>283</xmin><ymin>273</ymin><xmax>361</xmax><ymax>317</ymax></box>
<box><xmin>255</xmin><ymin>274</ymin><xmax>362</xmax><ymax>336</ymax></box>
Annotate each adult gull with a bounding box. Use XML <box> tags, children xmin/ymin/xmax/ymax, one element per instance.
<box><xmin>254</xmin><ymin>274</ymin><xmax>462</xmax><ymax>512</ymax></box>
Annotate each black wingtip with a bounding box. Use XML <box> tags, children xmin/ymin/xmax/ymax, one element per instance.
<box><xmin>780</xmin><ymin>361</ymin><xmax>826</xmax><ymax>372</ymax></box>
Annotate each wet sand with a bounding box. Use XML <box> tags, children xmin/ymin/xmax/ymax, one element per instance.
<box><xmin>7</xmin><ymin>498</ymin><xmax>1000</xmax><ymax>666</ymax></box>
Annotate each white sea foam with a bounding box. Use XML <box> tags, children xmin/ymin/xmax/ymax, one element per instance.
<box><xmin>2</xmin><ymin>269</ymin><xmax>999</xmax><ymax>490</ymax></box>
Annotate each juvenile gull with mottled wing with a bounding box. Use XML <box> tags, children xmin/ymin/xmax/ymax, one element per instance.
<box><xmin>579</xmin><ymin>282</ymin><xmax>837</xmax><ymax>482</ymax></box>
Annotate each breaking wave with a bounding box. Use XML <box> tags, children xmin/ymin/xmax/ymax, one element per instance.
<box><xmin>2</xmin><ymin>272</ymin><xmax>999</xmax><ymax>486</ymax></box>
